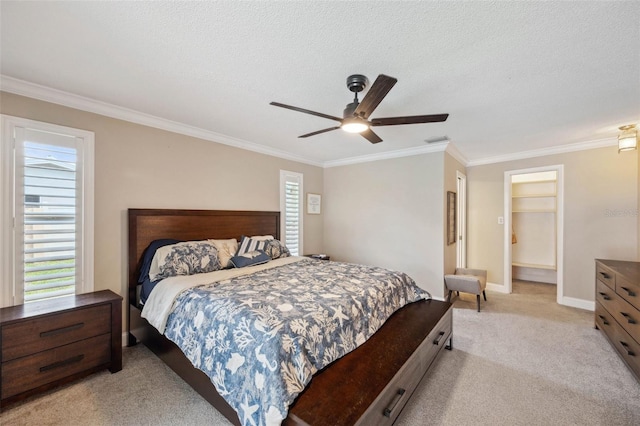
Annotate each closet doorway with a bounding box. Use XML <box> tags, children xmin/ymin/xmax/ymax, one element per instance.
<box><xmin>503</xmin><ymin>165</ymin><xmax>564</xmax><ymax>303</ymax></box>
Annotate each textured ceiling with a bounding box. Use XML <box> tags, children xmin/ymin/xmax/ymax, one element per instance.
<box><xmin>1</xmin><ymin>1</ymin><xmax>639</xmax><ymax>165</ymax></box>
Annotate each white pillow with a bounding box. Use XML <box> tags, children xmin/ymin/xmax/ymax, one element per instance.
<box><xmin>209</xmin><ymin>239</ymin><xmax>239</xmax><ymax>269</ymax></box>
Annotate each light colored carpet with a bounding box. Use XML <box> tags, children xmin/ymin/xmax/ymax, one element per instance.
<box><xmin>2</xmin><ymin>281</ymin><xmax>639</xmax><ymax>425</ymax></box>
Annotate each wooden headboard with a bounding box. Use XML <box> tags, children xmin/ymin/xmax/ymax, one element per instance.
<box><xmin>127</xmin><ymin>209</ymin><xmax>280</xmax><ymax>305</ymax></box>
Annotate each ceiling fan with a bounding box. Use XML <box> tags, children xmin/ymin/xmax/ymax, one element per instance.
<box><xmin>270</xmin><ymin>74</ymin><xmax>448</xmax><ymax>144</ymax></box>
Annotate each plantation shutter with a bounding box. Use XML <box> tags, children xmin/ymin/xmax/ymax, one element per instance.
<box><xmin>280</xmin><ymin>171</ymin><xmax>303</xmax><ymax>256</ymax></box>
<box><xmin>13</xmin><ymin>127</ymin><xmax>87</xmax><ymax>303</ymax></box>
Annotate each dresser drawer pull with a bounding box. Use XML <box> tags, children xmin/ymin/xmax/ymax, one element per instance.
<box><xmin>599</xmin><ymin>272</ymin><xmax>611</xmax><ymax>280</ymax></box>
<box><xmin>621</xmin><ymin>312</ymin><xmax>637</xmax><ymax>324</ymax></box>
<box><xmin>598</xmin><ymin>292</ymin><xmax>611</xmax><ymax>300</ymax></box>
<box><xmin>383</xmin><ymin>388</ymin><xmax>406</xmax><ymax>417</ymax></box>
<box><xmin>433</xmin><ymin>331</ymin><xmax>445</xmax><ymax>345</ymax></box>
<box><xmin>619</xmin><ymin>341</ymin><xmax>635</xmax><ymax>357</ymax></box>
<box><xmin>598</xmin><ymin>315</ymin><xmax>610</xmax><ymax>325</ymax></box>
<box><xmin>39</xmin><ymin>354</ymin><xmax>85</xmax><ymax>373</ymax></box>
<box><xmin>620</xmin><ymin>287</ymin><xmax>636</xmax><ymax>297</ymax></box>
<box><xmin>40</xmin><ymin>322</ymin><xmax>85</xmax><ymax>338</ymax></box>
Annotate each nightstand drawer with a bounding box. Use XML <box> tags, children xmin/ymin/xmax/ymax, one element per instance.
<box><xmin>1</xmin><ymin>333</ymin><xmax>111</xmax><ymax>399</ymax></box>
<box><xmin>2</xmin><ymin>304</ymin><xmax>111</xmax><ymax>362</ymax></box>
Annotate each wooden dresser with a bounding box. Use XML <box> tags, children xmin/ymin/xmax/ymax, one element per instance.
<box><xmin>0</xmin><ymin>290</ymin><xmax>122</xmax><ymax>408</ymax></box>
<box><xmin>594</xmin><ymin>259</ymin><xmax>640</xmax><ymax>380</ymax></box>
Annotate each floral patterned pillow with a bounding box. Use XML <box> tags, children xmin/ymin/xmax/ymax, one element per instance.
<box><xmin>149</xmin><ymin>240</ymin><xmax>221</xmax><ymax>281</ymax></box>
<box><xmin>263</xmin><ymin>239</ymin><xmax>291</xmax><ymax>260</ymax></box>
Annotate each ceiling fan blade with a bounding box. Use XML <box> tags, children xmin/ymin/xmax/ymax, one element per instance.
<box><xmin>299</xmin><ymin>126</ymin><xmax>341</xmax><ymax>138</ymax></box>
<box><xmin>370</xmin><ymin>113</ymin><xmax>449</xmax><ymax>126</ymax></box>
<box><xmin>270</xmin><ymin>102</ymin><xmax>342</xmax><ymax>122</ymax></box>
<box><xmin>360</xmin><ymin>128</ymin><xmax>383</xmax><ymax>144</ymax></box>
<box><xmin>354</xmin><ymin>74</ymin><xmax>397</xmax><ymax>119</ymax></box>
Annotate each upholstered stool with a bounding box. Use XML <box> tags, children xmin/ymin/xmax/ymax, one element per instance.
<box><xmin>444</xmin><ymin>268</ymin><xmax>487</xmax><ymax>312</ymax></box>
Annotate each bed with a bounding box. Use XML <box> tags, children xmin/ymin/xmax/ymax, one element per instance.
<box><xmin>127</xmin><ymin>209</ymin><xmax>452</xmax><ymax>426</ymax></box>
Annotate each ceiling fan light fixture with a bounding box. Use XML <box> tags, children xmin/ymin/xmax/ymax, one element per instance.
<box><xmin>618</xmin><ymin>124</ymin><xmax>638</xmax><ymax>153</ymax></box>
<box><xmin>341</xmin><ymin>118</ymin><xmax>369</xmax><ymax>133</ymax></box>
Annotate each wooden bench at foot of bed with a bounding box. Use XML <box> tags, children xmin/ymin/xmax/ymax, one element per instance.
<box><xmin>130</xmin><ymin>298</ymin><xmax>452</xmax><ymax>426</ymax></box>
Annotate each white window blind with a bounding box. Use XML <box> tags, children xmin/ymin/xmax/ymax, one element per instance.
<box><xmin>280</xmin><ymin>171</ymin><xmax>303</xmax><ymax>256</ymax></box>
<box><xmin>1</xmin><ymin>116</ymin><xmax>94</xmax><ymax>307</ymax></box>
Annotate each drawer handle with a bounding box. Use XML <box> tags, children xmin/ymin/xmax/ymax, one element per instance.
<box><xmin>598</xmin><ymin>292</ymin><xmax>611</xmax><ymax>301</ymax></box>
<box><xmin>599</xmin><ymin>272</ymin><xmax>611</xmax><ymax>279</ymax></box>
<box><xmin>620</xmin><ymin>341</ymin><xmax>635</xmax><ymax>357</ymax></box>
<box><xmin>433</xmin><ymin>331</ymin><xmax>445</xmax><ymax>345</ymax></box>
<box><xmin>39</xmin><ymin>354</ymin><xmax>85</xmax><ymax>373</ymax></box>
<box><xmin>40</xmin><ymin>322</ymin><xmax>85</xmax><ymax>338</ymax></box>
<box><xmin>620</xmin><ymin>287</ymin><xmax>636</xmax><ymax>297</ymax></box>
<box><xmin>621</xmin><ymin>312</ymin><xmax>637</xmax><ymax>324</ymax></box>
<box><xmin>598</xmin><ymin>315</ymin><xmax>609</xmax><ymax>326</ymax></box>
<box><xmin>383</xmin><ymin>388</ymin><xmax>406</xmax><ymax>418</ymax></box>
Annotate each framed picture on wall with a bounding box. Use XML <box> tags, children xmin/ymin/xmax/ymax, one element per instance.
<box><xmin>307</xmin><ymin>193</ymin><xmax>321</xmax><ymax>214</ymax></box>
<box><xmin>447</xmin><ymin>191</ymin><xmax>457</xmax><ymax>245</ymax></box>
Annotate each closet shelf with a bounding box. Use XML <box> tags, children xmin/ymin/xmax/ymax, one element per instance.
<box><xmin>512</xmin><ymin>193</ymin><xmax>556</xmax><ymax>198</ymax></box>
<box><xmin>512</xmin><ymin>262</ymin><xmax>557</xmax><ymax>270</ymax></box>
<box><xmin>512</xmin><ymin>209</ymin><xmax>556</xmax><ymax>213</ymax></box>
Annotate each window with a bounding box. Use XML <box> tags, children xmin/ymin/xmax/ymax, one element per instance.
<box><xmin>1</xmin><ymin>115</ymin><xmax>94</xmax><ymax>307</ymax></box>
<box><xmin>279</xmin><ymin>170</ymin><xmax>303</xmax><ymax>256</ymax></box>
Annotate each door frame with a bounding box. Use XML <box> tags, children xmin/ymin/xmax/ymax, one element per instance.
<box><xmin>503</xmin><ymin>164</ymin><xmax>564</xmax><ymax>303</ymax></box>
<box><xmin>456</xmin><ymin>170</ymin><xmax>467</xmax><ymax>269</ymax></box>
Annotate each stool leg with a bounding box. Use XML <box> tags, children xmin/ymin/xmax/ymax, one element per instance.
<box><xmin>477</xmin><ymin>294</ymin><xmax>481</xmax><ymax>312</ymax></box>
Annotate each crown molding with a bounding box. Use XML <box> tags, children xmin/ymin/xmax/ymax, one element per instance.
<box><xmin>0</xmin><ymin>75</ymin><xmax>324</xmax><ymax>167</ymax></box>
<box><xmin>1</xmin><ymin>75</ymin><xmax>620</xmax><ymax>170</ymax></box>
<box><xmin>323</xmin><ymin>142</ymin><xmax>451</xmax><ymax>168</ymax></box>
<box><xmin>466</xmin><ymin>137</ymin><xmax>618</xmax><ymax>167</ymax></box>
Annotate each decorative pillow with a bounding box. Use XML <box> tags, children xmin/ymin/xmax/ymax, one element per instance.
<box><xmin>138</xmin><ymin>238</ymin><xmax>182</xmax><ymax>283</ymax></box>
<box><xmin>263</xmin><ymin>239</ymin><xmax>291</xmax><ymax>260</ymax></box>
<box><xmin>209</xmin><ymin>239</ymin><xmax>239</xmax><ymax>269</ymax></box>
<box><xmin>149</xmin><ymin>240</ymin><xmax>221</xmax><ymax>281</ymax></box>
<box><xmin>229</xmin><ymin>250</ymin><xmax>271</xmax><ymax>268</ymax></box>
<box><xmin>236</xmin><ymin>235</ymin><xmax>273</xmax><ymax>256</ymax></box>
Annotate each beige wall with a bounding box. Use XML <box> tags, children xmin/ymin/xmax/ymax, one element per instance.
<box><xmin>444</xmin><ymin>152</ymin><xmax>466</xmax><ymax>277</ymax></box>
<box><xmin>323</xmin><ymin>153</ymin><xmax>446</xmax><ymax>298</ymax></box>
<box><xmin>1</xmin><ymin>92</ymin><xmax>324</xmax><ymax>315</ymax></box>
<box><xmin>638</xmin><ymin>148</ymin><xmax>640</xmax><ymax>259</ymax></box>
<box><xmin>467</xmin><ymin>146</ymin><xmax>638</xmax><ymax>303</ymax></box>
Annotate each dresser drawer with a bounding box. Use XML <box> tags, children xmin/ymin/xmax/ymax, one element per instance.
<box><xmin>596</xmin><ymin>262</ymin><xmax>616</xmax><ymax>290</ymax></box>
<box><xmin>595</xmin><ymin>302</ymin><xmax>616</xmax><ymax>334</ymax></box>
<box><xmin>2</xmin><ymin>304</ymin><xmax>111</xmax><ymax>362</ymax></box>
<box><xmin>596</xmin><ymin>280</ymin><xmax>617</xmax><ymax>313</ymax></box>
<box><xmin>606</xmin><ymin>291</ymin><xmax>640</xmax><ymax>344</ymax></box>
<box><xmin>1</xmin><ymin>333</ymin><xmax>111</xmax><ymax>399</ymax></box>
<box><xmin>616</xmin><ymin>275</ymin><xmax>640</xmax><ymax>312</ymax></box>
<box><xmin>600</xmin><ymin>311</ymin><xmax>640</xmax><ymax>378</ymax></box>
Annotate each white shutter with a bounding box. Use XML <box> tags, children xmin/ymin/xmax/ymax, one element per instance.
<box><xmin>280</xmin><ymin>171</ymin><xmax>303</xmax><ymax>256</ymax></box>
<box><xmin>2</xmin><ymin>115</ymin><xmax>94</xmax><ymax>306</ymax></box>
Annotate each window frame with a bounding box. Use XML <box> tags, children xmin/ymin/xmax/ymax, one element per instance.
<box><xmin>279</xmin><ymin>170</ymin><xmax>303</xmax><ymax>256</ymax></box>
<box><xmin>1</xmin><ymin>115</ymin><xmax>94</xmax><ymax>307</ymax></box>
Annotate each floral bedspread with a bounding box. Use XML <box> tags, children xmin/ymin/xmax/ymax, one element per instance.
<box><xmin>163</xmin><ymin>258</ymin><xmax>428</xmax><ymax>426</ymax></box>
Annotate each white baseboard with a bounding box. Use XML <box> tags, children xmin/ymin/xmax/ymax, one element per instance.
<box><xmin>431</xmin><ymin>295</ymin><xmax>447</xmax><ymax>302</ymax></box>
<box><xmin>122</xmin><ymin>332</ymin><xmax>129</xmax><ymax>347</ymax></box>
<box><xmin>559</xmin><ymin>296</ymin><xmax>595</xmax><ymax>311</ymax></box>
<box><xmin>486</xmin><ymin>282</ymin><xmax>510</xmax><ymax>293</ymax></box>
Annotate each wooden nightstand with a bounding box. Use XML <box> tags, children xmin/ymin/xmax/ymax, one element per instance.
<box><xmin>305</xmin><ymin>254</ymin><xmax>330</xmax><ymax>261</ymax></box>
<box><xmin>0</xmin><ymin>290</ymin><xmax>122</xmax><ymax>409</ymax></box>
